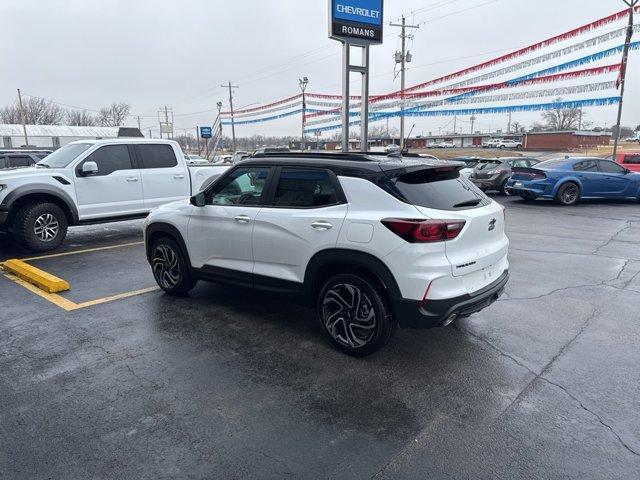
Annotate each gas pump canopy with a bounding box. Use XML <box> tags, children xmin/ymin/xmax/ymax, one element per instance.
<box><xmin>329</xmin><ymin>0</ymin><xmax>384</xmax><ymax>45</ymax></box>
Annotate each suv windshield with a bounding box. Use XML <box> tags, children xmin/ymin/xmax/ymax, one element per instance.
<box><xmin>36</xmin><ymin>143</ymin><xmax>93</xmax><ymax>168</ymax></box>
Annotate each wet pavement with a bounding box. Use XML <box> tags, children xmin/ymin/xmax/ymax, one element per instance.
<box><xmin>1</xmin><ymin>196</ymin><xmax>639</xmax><ymax>479</ymax></box>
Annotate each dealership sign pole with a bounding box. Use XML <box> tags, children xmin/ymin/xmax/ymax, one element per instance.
<box><xmin>329</xmin><ymin>0</ymin><xmax>384</xmax><ymax>152</ymax></box>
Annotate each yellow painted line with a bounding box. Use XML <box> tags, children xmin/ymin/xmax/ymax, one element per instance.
<box><xmin>1</xmin><ymin>259</ymin><xmax>70</xmax><ymax>293</ymax></box>
<box><xmin>3</xmin><ymin>273</ymin><xmax>159</xmax><ymax>311</ymax></box>
<box><xmin>3</xmin><ymin>274</ymin><xmax>77</xmax><ymax>311</ymax></box>
<box><xmin>74</xmin><ymin>286</ymin><xmax>160</xmax><ymax>309</ymax></box>
<box><xmin>21</xmin><ymin>241</ymin><xmax>144</xmax><ymax>261</ymax></box>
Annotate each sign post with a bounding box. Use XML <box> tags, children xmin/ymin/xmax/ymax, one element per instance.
<box><xmin>200</xmin><ymin>126</ymin><xmax>213</xmax><ymax>160</ymax></box>
<box><xmin>329</xmin><ymin>0</ymin><xmax>383</xmax><ymax>152</ymax></box>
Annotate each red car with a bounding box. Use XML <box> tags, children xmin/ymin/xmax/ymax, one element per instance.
<box><xmin>614</xmin><ymin>152</ymin><xmax>640</xmax><ymax>172</ymax></box>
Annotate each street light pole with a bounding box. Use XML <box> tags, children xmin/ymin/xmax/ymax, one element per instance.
<box><xmin>613</xmin><ymin>0</ymin><xmax>638</xmax><ymax>159</ymax></box>
<box><xmin>299</xmin><ymin>77</ymin><xmax>309</xmax><ymax>151</ymax></box>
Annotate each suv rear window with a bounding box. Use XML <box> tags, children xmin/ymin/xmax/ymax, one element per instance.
<box><xmin>137</xmin><ymin>144</ymin><xmax>177</xmax><ymax>169</ymax></box>
<box><xmin>387</xmin><ymin>170</ymin><xmax>490</xmax><ymax>211</ymax></box>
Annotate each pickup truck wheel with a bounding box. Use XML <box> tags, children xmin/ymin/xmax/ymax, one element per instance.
<box><xmin>317</xmin><ymin>273</ymin><xmax>396</xmax><ymax>357</ymax></box>
<box><xmin>151</xmin><ymin>238</ymin><xmax>196</xmax><ymax>295</ymax></box>
<box><xmin>13</xmin><ymin>202</ymin><xmax>68</xmax><ymax>252</ymax></box>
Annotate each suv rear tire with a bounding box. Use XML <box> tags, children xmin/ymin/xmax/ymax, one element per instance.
<box><xmin>151</xmin><ymin>237</ymin><xmax>197</xmax><ymax>295</ymax></box>
<box><xmin>317</xmin><ymin>273</ymin><xmax>396</xmax><ymax>357</ymax></box>
<box><xmin>13</xmin><ymin>202</ymin><xmax>68</xmax><ymax>252</ymax></box>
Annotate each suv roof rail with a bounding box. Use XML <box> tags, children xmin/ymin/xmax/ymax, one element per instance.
<box><xmin>251</xmin><ymin>151</ymin><xmax>426</xmax><ymax>161</ymax></box>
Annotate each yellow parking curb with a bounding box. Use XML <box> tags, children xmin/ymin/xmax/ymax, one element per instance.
<box><xmin>1</xmin><ymin>259</ymin><xmax>70</xmax><ymax>293</ymax></box>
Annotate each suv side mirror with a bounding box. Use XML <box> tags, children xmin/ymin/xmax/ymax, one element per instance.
<box><xmin>190</xmin><ymin>191</ymin><xmax>206</xmax><ymax>207</ymax></box>
<box><xmin>81</xmin><ymin>161</ymin><xmax>98</xmax><ymax>176</ymax></box>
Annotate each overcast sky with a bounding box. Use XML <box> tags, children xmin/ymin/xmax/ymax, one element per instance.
<box><xmin>1</xmin><ymin>0</ymin><xmax>638</xmax><ymax>138</ymax></box>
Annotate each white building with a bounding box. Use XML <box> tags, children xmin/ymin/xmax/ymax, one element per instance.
<box><xmin>0</xmin><ymin>124</ymin><xmax>141</xmax><ymax>149</ymax></box>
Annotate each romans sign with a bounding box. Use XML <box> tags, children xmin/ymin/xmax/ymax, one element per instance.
<box><xmin>329</xmin><ymin>0</ymin><xmax>384</xmax><ymax>45</ymax></box>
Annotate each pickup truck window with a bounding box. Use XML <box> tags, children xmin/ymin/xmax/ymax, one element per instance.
<box><xmin>623</xmin><ymin>154</ymin><xmax>640</xmax><ymax>164</ymax></box>
<box><xmin>82</xmin><ymin>145</ymin><xmax>133</xmax><ymax>176</ymax></box>
<box><xmin>137</xmin><ymin>144</ymin><xmax>177</xmax><ymax>169</ymax></box>
<box><xmin>38</xmin><ymin>142</ymin><xmax>92</xmax><ymax>168</ymax></box>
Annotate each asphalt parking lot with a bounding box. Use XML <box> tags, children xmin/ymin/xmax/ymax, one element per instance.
<box><xmin>1</xmin><ymin>195</ymin><xmax>639</xmax><ymax>479</ymax></box>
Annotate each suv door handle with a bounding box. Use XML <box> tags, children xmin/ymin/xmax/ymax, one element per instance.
<box><xmin>126</xmin><ymin>177</ymin><xmax>139</xmax><ymax>182</ymax></box>
<box><xmin>311</xmin><ymin>221</ymin><xmax>333</xmax><ymax>231</ymax></box>
<box><xmin>173</xmin><ymin>174</ymin><xmax>185</xmax><ymax>179</ymax></box>
<box><xmin>234</xmin><ymin>215</ymin><xmax>251</xmax><ymax>224</ymax></box>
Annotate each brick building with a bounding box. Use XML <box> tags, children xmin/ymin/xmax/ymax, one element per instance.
<box><xmin>524</xmin><ymin>131</ymin><xmax>611</xmax><ymax>150</ymax></box>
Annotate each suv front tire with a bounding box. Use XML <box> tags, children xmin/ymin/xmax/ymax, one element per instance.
<box><xmin>151</xmin><ymin>237</ymin><xmax>197</xmax><ymax>295</ymax></box>
<box><xmin>317</xmin><ymin>273</ymin><xmax>396</xmax><ymax>357</ymax></box>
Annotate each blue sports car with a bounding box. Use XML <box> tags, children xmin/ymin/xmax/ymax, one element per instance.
<box><xmin>506</xmin><ymin>157</ymin><xmax>640</xmax><ymax>205</ymax></box>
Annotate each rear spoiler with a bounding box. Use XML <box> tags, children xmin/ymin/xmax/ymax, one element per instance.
<box><xmin>511</xmin><ymin>167</ymin><xmax>547</xmax><ymax>175</ymax></box>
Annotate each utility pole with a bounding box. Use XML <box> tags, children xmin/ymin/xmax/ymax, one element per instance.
<box><xmin>613</xmin><ymin>0</ymin><xmax>638</xmax><ymax>158</ymax></box>
<box><xmin>221</xmin><ymin>82</ymin><xmax>239</xmax><ymax>152</ymax></box>
<box><xmin>507</xmin><ymin>112</ymin><xmax>512</xmax><ymax>134</ymax></box>
<box><xmin>196</xmin><ymin>126</ymin><xmax>201</xmax><ymax>155</ymax></box>
<box><xmin>137</xmin><ymin>116</ymin><xmax>141</xmax><ymax>130</ymax></box>
<box><xmin>390</xmin><ymin>17</ymin><xmax>419</xmax><ymax>150</ymax></box>
<box><xmin>470</xmin><ymin>115</ymin><xmax>476</xmax><ymax>134</ymax></box>
<box><xmin>17</xmin><ymin>88</ymin><xmax>29</xmax><ymax>147</ymax></box>
<box><xmin>453</xmin><ymin>115</ymin><xmax>457</xmax><ymax>135</ymax></box>
<box><xmin>158</xmin><ymin>106</ymin><xmax>173</xmax><ymax>139</ymax></box>
<box><xmin>148</xmin><ymin>129</ymin><xmax>152</xmax><ymax>139</ymax></box>
<box><xmin>299</xmin><ymin>76</ymin><xmax>309</xmax><ymax>151</ymax></box>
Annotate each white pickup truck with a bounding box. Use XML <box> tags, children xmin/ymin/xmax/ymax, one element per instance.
<box><xmin>0</xmin><ymin>139</ymin><xmax>228</xmax><ymax>252</ymax></box>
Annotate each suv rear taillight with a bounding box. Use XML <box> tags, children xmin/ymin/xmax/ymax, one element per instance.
<box><xmin>381</xmin><ymin>218</ymin><xmax>466</xmax><ymax>243</ymax></box>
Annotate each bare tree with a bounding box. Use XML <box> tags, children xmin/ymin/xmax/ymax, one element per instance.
<box><xmin>175</xmin><ymin>135</ymin><xmax>199</xmax><ymax>151</ymax></box>
<box><xmin>0</xmin><ymin>97</ymin><xmax>66</xmax><ymax>125</ymax></box>
<box><xmin>66</xmin><ymin>110</ymin><xmax>97</xmax><ymax>126</ymax></box>
<box><xmin>540</xmin><ymin>98</ymin><xmax>581</xmax><ymax>131</ymax></box>
<box><xmin>98</xmin><ymin>102</ymin><xmax>131</xmax><ymax>126</ymax></box>
<box><xmin>0</xmin><ymin>103</ymin><xmax>22</xmax><ymax>124</ymax></box>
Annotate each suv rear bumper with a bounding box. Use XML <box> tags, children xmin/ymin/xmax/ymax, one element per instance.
<box><xmin>391</xmin><ymin>270</ymin><xmax>509</xmax><ymax>328</ymax></box>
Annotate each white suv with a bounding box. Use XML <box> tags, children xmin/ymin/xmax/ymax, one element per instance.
<box><xmin>144</xmin><ymin>153</ymin><xmax>509</xmax><ymax>356</ymax></box>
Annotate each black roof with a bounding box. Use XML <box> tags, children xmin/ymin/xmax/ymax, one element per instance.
<box><xmin>245</xmin><ymin>151</ymin><xmax>462</xmax><ymax>178</ymax></box>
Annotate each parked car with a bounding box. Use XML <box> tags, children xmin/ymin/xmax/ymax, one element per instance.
<box><xmin>495</xmin><ymin>139</ymin><xmax>523</xmax><ymax>149</ymax></box>
<box><xmin>184</xmin><ymin>154</ymin><xmax>210</xmax><ymax>165</ymax></box>
<box><xmin>231</xmin><ymin>151</ymin><xmax>249</xmax><ymax>164</ymax></box>
<box><xmin>426</xmin><ymin>141</ymin><xmax>439</xmax><ymax>148</ymax></box>
<box><xmin>623</xmin><ymin>133</ymin><xmax>640</xmax><ymax>143</ymax></box>
<box><xmin>437</xmin><ymin>141</ymin><xmax>456</xmax><ymax>148</ymax></box>
<box><xmin>144</xmin><ymin>151</ymin><xmax>509</xmax><ymax>356</ymax></box>
<box><xmin>614</xmin><ymin>152</ymin><xmax>640</xmax><ymax>172</ymax></box>
<box><xmin>0</xmin><ymin>139</ymin><xmax>228</xmax><ymax>252</ymax></box>
<box><xmin>507</xmin><ymin>157</ymin><xmax>640</xmax><ymax>205</ymax></box>
<box><xmin>0</xmin><ymin>152</ymin><xmax>45</xmax><ymax>170</ymax></box>
<box><xmin>470</xmin><ymin>157</ymin><xmax>540</xmax><ymax>194</ymax></box>
<box><xmin>450</xmin><ymin>157</ymin><xmax>495</xmax><ymax>177</ymax></box>
<box><xmin>385</xmin><ymin>144</ymin><xmax>401</xmax><ymax>154</ymax></box>
<box><xmin>482</xmin><ymin>139</ymin><xmax>501</xmax><ymax>149</ymax></box>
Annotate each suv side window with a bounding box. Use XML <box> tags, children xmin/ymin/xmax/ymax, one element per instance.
<box><xmin>622</xmin><ymin>154</ymin><xmax>640</xmax><ymax>164</ymax></box>
<box><xmin>0</xmin><ymin>156</ymin><xmax>6</xmax><ymax>169</ymax></box>
<box><xmin>573</xmin><ymin>160</ymin><xmax>598</xmax><ymax>172</ymax></box>
<box><xmin>82</xmin><ymin>145</ymin><xmax>133</xmax><ymax>176</ymax></box>
<box><xmin>598</xmin><ymin>160</ymin><xmax>626</xmax><ymax>174</ymax></box>
<box><xmin>273</xmin><ymin>168</ymin><xmax>337</xmax><ymax>208</ymax></box>
<box><xmin>208</xmin><ymin>167</ymin><xmax>270</xmax><ymax>206</ymax></box>
<box><xmin>137</xmin><ymin>144</ymin><xmax>178</xmax><ymax>169</ymax></box>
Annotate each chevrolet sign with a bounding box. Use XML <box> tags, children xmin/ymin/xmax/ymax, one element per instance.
<box><xmin>329</xmin><ymin>0</ymin><xmax>384</xmax><ymax>45</ymax></box>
